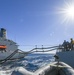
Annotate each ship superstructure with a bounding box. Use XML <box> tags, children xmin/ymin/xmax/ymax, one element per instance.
<box><xmin>0</xmin><ymin>28</ymin><xmax>26</xmax><ymax>61</ymax></box>
<box><xmin>0</xmin><ymin>28</ymin><xmax>17</xmax><ymax>52</ymax></box>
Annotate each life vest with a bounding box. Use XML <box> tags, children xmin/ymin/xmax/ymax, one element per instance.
<box><xmin>71</xmin><ymin>40</ymin><xmax>74</xmax><ymax>44</ymax></box>
<box><xmin>0</xmin><ymin>45</ymin><xmax>7</xmax><ymax>49</ymax></box>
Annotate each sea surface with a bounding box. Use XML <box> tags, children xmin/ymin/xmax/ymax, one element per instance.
<box><xmin>0</xmin><ymin>53</ymin><xmax>55</xmax><ymax>75</ymax></box>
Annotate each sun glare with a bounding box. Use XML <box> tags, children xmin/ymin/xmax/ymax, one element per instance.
<box><xmin>58</xmin><ymin>1</ymin><xmax>74</xmax><ymax>23</ymax></box>
<box><xmin>65</xmin><ymin>5</ymin><xmax>74</xmax><ymax>19</ymax></box>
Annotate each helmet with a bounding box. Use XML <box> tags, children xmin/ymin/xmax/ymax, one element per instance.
<box><xmin>64</xmin><ymin>40</ymin><xmax>66</xmax><ymax>42</ymax></box>
<box><xmin>70</xmin><ymin>38</ymin><xmax>73</xmax><ymax>40</ymax></box>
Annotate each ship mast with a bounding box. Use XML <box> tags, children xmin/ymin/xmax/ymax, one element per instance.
<box><xmin>0</xmin><ymin>28</ymin><xmax>7</xmax><ymax>39</ymax></box>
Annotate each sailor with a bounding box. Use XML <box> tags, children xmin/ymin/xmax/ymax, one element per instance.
<box><xmin>66</xmin><ymin>41</ymin><xmax>71</xmax><ymax>51</ymax></box>
<box><xmin>70</xmin><ymin>38</ymin><xmax>74</xmax><ymax>50</ymax></box>
<box><xmin>62</xmin><ymin>40</ymin><xmax>67</xmax><ymax>51</ymax></box>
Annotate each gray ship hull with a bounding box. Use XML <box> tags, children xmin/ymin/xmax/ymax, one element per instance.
<box><xmin>0</xmin><ymin>51</ymin><xmax>26</xmax><ymax>61</ymax></box>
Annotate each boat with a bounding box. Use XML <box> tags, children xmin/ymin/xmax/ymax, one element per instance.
<box><xmin>56</xmin><ymin>45</ymin><xmax>74</xmax><ymax>68</ymax></box>
<box><xmin>0</xmin><ymin>28</ymin><xmax>27</xmax><ymax>62</ymax></box>
<box><xmin>33</xmin><ymin>62</ymin><xmax>74</xmax><ymax>75</ymax></box>
<box><xmin>10</xmin><ymin>61</ymin><xmax>74</xmax><ymax>75</ymax></box>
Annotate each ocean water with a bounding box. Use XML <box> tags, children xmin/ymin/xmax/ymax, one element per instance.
<box><xmin>0</xmin><ymin>53</ymin><xmax>55</xmax><ymax>75</ymax></box>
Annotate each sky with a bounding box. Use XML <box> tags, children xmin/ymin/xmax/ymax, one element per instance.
<box><xmin>0</xmin><ymin>0</ymin><xmax>74</xmax><ymax>51</ymax></box>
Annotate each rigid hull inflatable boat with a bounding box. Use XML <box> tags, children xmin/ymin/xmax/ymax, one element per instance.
<box><xmin>9</xmin><ymin>62</ymin><xmax>74</xmax><ymax>75</ymax></box>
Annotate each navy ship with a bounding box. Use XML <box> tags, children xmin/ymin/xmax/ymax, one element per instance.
<box><xmin>0</xmin><ymin>28</ymin><xmax>26</xmax><ymax>61</ymax></box>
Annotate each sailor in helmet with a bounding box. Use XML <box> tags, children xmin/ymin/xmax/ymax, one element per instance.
<box><xmin>70</xmin><ymin>38</ymin><xmax>74</xmax><ymax>50</ymax></box>
<box><xmin>62</xmin><ymin>40</ymin><xmax>67</xmax><ymax>51</ymax></box>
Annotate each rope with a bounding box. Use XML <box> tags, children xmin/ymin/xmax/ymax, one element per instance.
<box><xmin>0</xmin><ymin>45</ymin><xmax>62</xmax><ymax>64</ymax></box>
<box><xmin>0</xmin><ymin>49</ymin><xmax>18</xmax><ymax>64</ymax></box>
<box><xmin>24</xmin><ymin>45</ymin><xmax>60</xmax><ymax>54</ymax></box>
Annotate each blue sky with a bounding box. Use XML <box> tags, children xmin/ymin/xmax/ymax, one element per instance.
<box><xmin>0</xmin><ymin>0</ymin><xmax>74</xmax><ymax>50</ymax></box>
